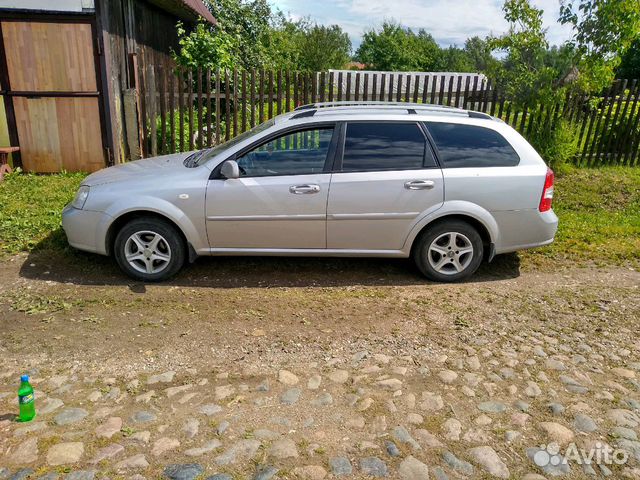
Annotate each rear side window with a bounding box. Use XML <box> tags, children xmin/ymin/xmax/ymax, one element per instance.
<box><xmin>341</xmin><ymin>122</ymin><xmax>437</xmax><ymax>172</ymax></box>
<box><xmin>426</xmin><ymin>122</ymin><xmax>520</xmax><ymax>168</ymax></box>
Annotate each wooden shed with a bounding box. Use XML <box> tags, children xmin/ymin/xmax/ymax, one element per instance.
<box><xmin>0</xmin><ymin>0</ymin><xmax>215</xmax><ymax>173</ymax></box>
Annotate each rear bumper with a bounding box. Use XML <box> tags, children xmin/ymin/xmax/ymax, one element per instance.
<box><xmin>62</xmin><ymin>204</ymin><xmax>111</xmax><ymax>255</ymax></box>
<box><xmin>493</xmin><ymin>209</ymin><xmax>558</xmax><ymax>254</ymax></box>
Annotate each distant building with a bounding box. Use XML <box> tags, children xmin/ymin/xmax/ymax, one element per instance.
<box><xmin>0</xmin><ymin>0</ymin><xmax>215</xmax><ymax>172</ymax></box>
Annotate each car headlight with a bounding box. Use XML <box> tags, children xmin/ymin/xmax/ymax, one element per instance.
<box><xmin>71</xmin><ymin>185</ymin><xmax>90</xmax><ymax>209</ymax></box>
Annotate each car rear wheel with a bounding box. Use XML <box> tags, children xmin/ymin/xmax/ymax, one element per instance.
<box><xmin>413</xmin><ymin>220</ymin><xmax>484</xmax><ymax>282</ymax></box>
<box><xmin>114</xmin><ymin>217</ymin><xmax>185</xmax><ymax>282</ymax></box>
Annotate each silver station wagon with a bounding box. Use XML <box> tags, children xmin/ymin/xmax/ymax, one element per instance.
<box><xmin>62</xmin><ymin>102</ymin><xmax>558</xmax><ymax>282</ymax></box>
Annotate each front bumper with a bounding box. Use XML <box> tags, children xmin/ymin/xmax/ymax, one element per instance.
<box><xmin>62</xmin><ymin>204</ymin><xmax>111</xmax><ymax>255</ymax></box>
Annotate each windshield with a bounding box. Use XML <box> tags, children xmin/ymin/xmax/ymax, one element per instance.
<box><xmin>185</xmin><ymin>119</ymin><xmax>276</xmax><ymax>167</ymax></box>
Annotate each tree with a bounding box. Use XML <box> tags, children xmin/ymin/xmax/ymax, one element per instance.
<box><xmin>355</xmin><ymin>22</ymin><xmax>441</xmax><ymax>71</ymax></box>
<box><xmin>297</xmin><ymin>23</ymin><xmax>352</xmax><ymax>71</ymax></box>
<box><xmin>174</xmin><ymin>21</ymin><xmax>235</xmax><ymax>71</ymax></box>
<box><xmin>488</xmin><ymin>0</ymin><xmax>561</xmax><ymax>109</ymax></box>
<box><xmin>440</xmin><ymin>46</ymin><xmax>474</xmax><ymax>72</ymax></box>
<box><xmin>617</xmin><ymin>37</ymin><xmax>640</xmax><ymax>79</ymax></box>
<box><xmin>560</xmin><ymin>0</ymin><xmax>640</xmax><ymax>92</ymax></box>
<box><xmin>464</xmin><ymin>36</ymin><xmax>497</xmax><ymax>72</ymax></box>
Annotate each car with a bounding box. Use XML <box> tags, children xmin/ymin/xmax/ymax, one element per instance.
<box><xmin>62</xmin><ymin>101</ymin><xmax>558</xmax><ymax>283</ymax></box>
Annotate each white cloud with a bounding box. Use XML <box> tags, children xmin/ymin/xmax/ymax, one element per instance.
<box><xmin>270</xmin><ymin>0</ymin><xmax>575</xmax><ymax>48</ymax></box>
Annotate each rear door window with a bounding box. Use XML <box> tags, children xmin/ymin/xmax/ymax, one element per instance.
<box><xmin>425</xmin><ymin>122</ymin><xmax>520</xmax><ymax>168</ymax></box>
<box><xmin>341</xmin><ymin>122</ymin><xmax>437</xmax><ymax>171</ymax></box>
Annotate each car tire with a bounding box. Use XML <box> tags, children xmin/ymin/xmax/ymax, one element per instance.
<box><xmin>413</xmin><ymin>220</ymin><xmax>484</xmax><ymax>282</ymax></box>
<box><xmin>114</xmin><ymin>217</ymin><xmax>186</xmax><ymax>282</ymax></box>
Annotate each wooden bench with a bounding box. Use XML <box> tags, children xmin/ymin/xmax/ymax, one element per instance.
<box><xmin>0</xmin><ymin>146</ymin><xmax>19</xmax><ymax>182</ymax></box>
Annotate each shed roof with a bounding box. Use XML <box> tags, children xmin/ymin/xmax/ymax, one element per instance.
<box><xmin>148</xmin><ymin>0</ymin><xmax>216</xmax><ymax>25</ymax></box>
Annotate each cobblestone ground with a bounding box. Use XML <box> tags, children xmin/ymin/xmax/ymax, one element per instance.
<box><xmin>0</xmin><ymin>255</ymin><xmax>639</xmax><ymax>479</ymax></box>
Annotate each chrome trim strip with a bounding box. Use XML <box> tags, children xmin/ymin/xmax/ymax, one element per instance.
<box><xmin>207</xmin><ymin>214</ymin><xmax>325</xmax><ymax>221</ymax></box>
<box><xmin>204</xmin><ymin>248</ymin><xmax>408</xmax><ymax>258</ymax></box>
<box><xmin>328</xmin><ymin>212</ymin><xmax>420</xmax><ymax>221</ymax></box>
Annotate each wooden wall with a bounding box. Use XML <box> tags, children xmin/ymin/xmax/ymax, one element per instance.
<box><xmin>98</xmin><ymin>0</ymin><xmax>189</xmax><ymax>163</ymax></box>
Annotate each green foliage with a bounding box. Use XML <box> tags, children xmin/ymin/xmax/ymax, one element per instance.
<box><xmin>356</xmin><ymin>21</ymin><xmax>442</xmax><ymax>71</ymax></box>
<box><xmin>560</xmin><ymin>0</ymin><xmax>640</xmax><ymax>92</ymax></box>
<box><xmin>174</xmin><ymin>21</ymin><xmax>234</xmax><ymax>71</ymax></box>
<box><xmin>590</xmin><ymin>94</ymin><xmax>640</xmax><ymax>154</ymax></box>
<box><xmin>296</xmin><ymin>23</ymin><xmax>352</xmax><ymax>71</ymax></box>
<box><xmin>464</xmin><ymin>36</ymin><xmax>498</xmax><ymax>72</ymax></box>
<box><xmin>488</xmin><ymin>0</ymin><xmax>565</xmax><ymax>110</ymax></box>
<box><xmin>617</xmin><ymin>37</ymin><xmax>640</xmax><ymax>79</ymax></box>
<box><xmin>0</xmin><ymin>170</ymin><xmax>84</xmax><ymax>255</ymax></box>
<box><xmin>527</xmin><ymin>116</ymin><xmax>580</xmax><ymax>172</ymax></box>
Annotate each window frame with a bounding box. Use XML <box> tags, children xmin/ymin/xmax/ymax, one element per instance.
<box><xmin>211</xmin><ymin>122</ymin><xmax>340</xmax><ymax>179</ymax></box>
<box><xmin>333</xmin><ymin>121</ymin><xmax>440</xmax><ymax>173</ymax></box>
<box><xmin>422</xmin><ymin>121</ymin><xmax>521</xmax><ymax>169</ymax></box>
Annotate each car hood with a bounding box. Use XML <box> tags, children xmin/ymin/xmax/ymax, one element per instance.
<box><xmin>82</xmin><ymin>152</ymin><xmax>196</xmax><ymax>186</ymax></box>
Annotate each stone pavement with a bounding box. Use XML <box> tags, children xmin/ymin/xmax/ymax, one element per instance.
<box><xmin>2</xmin><ymin>330</ymin><xmax>640</xmax><ymax>479</ymax></box>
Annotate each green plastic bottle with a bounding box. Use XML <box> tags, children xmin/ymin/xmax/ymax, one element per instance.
<box><xmin>18</xmin><ymin>375</ymin><xmax>36</xmax><ymax>422</ymax></box>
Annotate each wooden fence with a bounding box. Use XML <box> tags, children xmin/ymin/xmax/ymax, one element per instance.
<box><xmin>136</xmin><ymin>65</ymin><xmax>640</xmax><ymax>167</ymax></box>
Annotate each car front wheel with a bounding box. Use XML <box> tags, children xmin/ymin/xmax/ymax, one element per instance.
<box><xmin>413</xmin><ymin>220</ymin><xmax>484</xmax><ymax>282</ymax></box>
<box><xmin>114</xmin><ymin>217</ymin><xmax>185</xmax><ymax>282</ymax></box>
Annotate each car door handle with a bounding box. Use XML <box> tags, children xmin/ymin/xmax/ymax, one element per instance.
<box><xmin>404</xmin><ymin>180</ymin><xmax>435</xmax><ymax>190</ymax></box>
<box><xmin>289</xmin><ymin>184</ymin><xmax>321</xmax><ymax>194</ymax></box>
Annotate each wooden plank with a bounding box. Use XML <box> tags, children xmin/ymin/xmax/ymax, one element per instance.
<box><xmin>188</xmin><ymin>69</ymin><xmax>194</xmax><ymax>151</ymax></box>
<box><xmin>346</xmin><ymin>72</ymin><xmax>352</xmax><ymax>101</ymax></box>
<box><xmin>413</xmin><ymin>74</ymin><xmax>420</xmax><ymax>103</ymax></box>
<box><xmin>446</xmin><ymin>76</ymin><xmax>454</xmax><ymax>107</ymax></box>
<box><xmin>285</xmin><ymin>70</ymin><xmax>292</xmax><ymax>111</ymax></box>
<box><xmin>422</xmin><ymin>76</ymin><xmax>429</xmax><ymax>104</ymax></box>
<box><xmin>215</xmin><ymin>69</ymin><xmax>221</xmax><ymax>143</ymax></box>
<box><xmin>587</xmin><ymin>83</ymin><xmax>617</xmax><ymax>165</ymax></box>
<box><xmin>258</xmin><ymin>69</ymin><xmax>264</xmax><ymax>123</ymax></box>
<box><xmin>3</xmin><ymin>21</ymin><xmax>97</xmax><ymax>92</ymax></box>
<box><xmin>604</xmin><ymin>79</ymin><xmax>627</xmax><ymax>163</ymax></box>
<box><xmin>293</xmin><ymin>71</ymin><xmax>299</xmax><ymax>107</ymax></box>
<box><xmin>388</xmin><ymin>74</ymin><xmax>395</xmax><ymax>102</ymax></box>
<box><xmin>249</xmin><ymin>69</ymin><xmax>255</xmax><ymax>127</ymax></box>
<box><xmin>159</xmin><ymin>63</ymin><xmax>167</xmax><ymax>154</ymax></box>
<box><xmin>616</xmin><ymin>79</ymin><xmax>640</xmax><ymax>163</ymax></box>
<box><xmin>504</xmin><ymin>102</ymin><xmax>512</xmax><ymax>125</ymax></box>
<box><xmin>268</xmin><ymin>70</ymin><xmax>274</xmax><ymax>119</ymax></box>
<box><xmin>240</xmin><ymin>69</ymin><xmax>246</xmax><ymax>134</ymax></box>
<box><xmin>354</xmin><ymin>72</ymin><xmax>361</xmax><ymax>101</ymax></box>
<box><xmin>328</xmin><ymin>71</ymin><xmax>334</xmax><ymax>102</ymax></box>
<box><xmin>404</xmin><ymin>74</ymin><xmax>411</xmax><ymax>102</ymax></box>
<box><xmin>178</xmin><ymin>69</ymin><xmax>184</xmax><ymax>152</ymax></box>
<box><xmin>169</xmin><ymin>66</ymin><xmax>175</xmax><ymax>152</ymax></box>
<box><xmin>594</xmin><ymin>80</ymin><xmax>622</xmax><ymax>164</ymax></box>
<box><xmin>320</xmin><ymin>71</ymin><xmax>326</xmax><ymax>103</ymax></box>
<box><xmin>13</xmin><ymin>96</ymin><xmax>103</xmax><ymax>172</ymax></box>
<box><xmin>311</xmin><ymin>71</ymin><xmax>317</xmax><ymax>104</ymax></box>
<box><xmin>225</xmin><ymin>70</ymin><xmax>231</xmax><ymax>140</ymax></box>
<box><xmin>623</xmin><ymin>84</ymin><xmax>640</xmax><ymax>165</ymax></box>
<box><xmin>518</xmin><ymin>104</ymin><xmax>528</xmax><ymax>133</ymax></box>
<box><xmin>430</xmin><ymin>75</ymin><xmax>438</xmax><ymax>105</ymax></box>
<box><xmin>197</xmin><ymin>67</ymin><xmax>203</xmax><ymax>150</ymax></box>
<box><xmin>490</xmin><ymin>82</ymin><xmax>498</xmax><ymax>116</ymax></box>
<box><xmin>337</xmin><ymin>72</ymin><xmax>343</xmax><ymax>101</ymax></box>
<box><xmin>379</xmin><ymin>73</ymin><xmax>385</xmax><ymax>102</ymax></box>
<box><xmin>363</xmin><ymin>73</ymin><xmax>369</xmax><ymax>102</ymax></box>
<box><xmin>277</xmin><ymin>70</ymin><xmax>283</xmax><ymax>115</ymax></box>
<box><xmin>207</xmin><ymin>69</ymin><xmax>213</xmax><ymax>145</ymax></box>
<box><xmin>231</xmin><ymin>69</ymin><xmax>238</xmax><ymax>136</ymax></box>
<box><xmin>396</xmin><ymin>74</ymin><xmax>403</xmax><ymax>102</ymax></box>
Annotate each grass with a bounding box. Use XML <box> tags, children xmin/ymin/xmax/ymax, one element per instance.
<box><xmin>522</xmin><ymin>165</ymin><xmax>640</xmax><ymax>268</ymax></box>
<box><xmin>0</xmin><ymin>166</ymin><xmax>638</xmax><ymax>268</ymax></box>
<box><xmin>0</xmin><ymin>170</ymin><xmax>84</xmax><ymax>256</ymax></box>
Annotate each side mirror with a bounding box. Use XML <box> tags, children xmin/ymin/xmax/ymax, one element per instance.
<box><xmin>220</xmin><ymin>160</ymin><xmax>240</xmax><ymax>179</ymax></box>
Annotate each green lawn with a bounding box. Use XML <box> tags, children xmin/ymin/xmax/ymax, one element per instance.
<box><xmin>0</xmin><ymin>167</ymin><xmax>638</xmax><ymax>269</ymax></box>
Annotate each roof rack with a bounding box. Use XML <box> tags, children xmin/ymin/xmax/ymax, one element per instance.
<box><xmin>294</xmin><ymin>101</ymin><xmax>463</xmax><ymax>112</ymax></box>
<box><xmin>289</xmin><ymin>101</ymin><xmax>494</xmax><ymax>121</ymax></box>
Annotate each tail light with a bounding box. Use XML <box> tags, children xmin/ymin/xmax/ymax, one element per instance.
<box><xmin>539</xmin><ymin>168</ymin><xmax>555</xmax><ymax>212</ymax></box>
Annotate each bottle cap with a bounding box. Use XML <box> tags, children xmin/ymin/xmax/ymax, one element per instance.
<box><xmin>21</xmin><ymin>375</ymin><xmax>29</xmax><ymax>382</ymax></box>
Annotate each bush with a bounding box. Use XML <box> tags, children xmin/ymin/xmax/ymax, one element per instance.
<box><xmin>527</xmin><ymin>115</ymin><xmax>579</xmax><ymax>172</ymax></box>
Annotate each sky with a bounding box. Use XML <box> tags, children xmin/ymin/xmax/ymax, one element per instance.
<box><xmin>268</xmin><ymin>0</ymin><xmax>575</xmax><ymax>50</ymax></box>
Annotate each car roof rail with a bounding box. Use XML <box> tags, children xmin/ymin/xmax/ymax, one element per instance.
<box><xmin>289</xmin><ymin>101</ymin><xmax>494</xmax><ymax>121</ymax></box>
